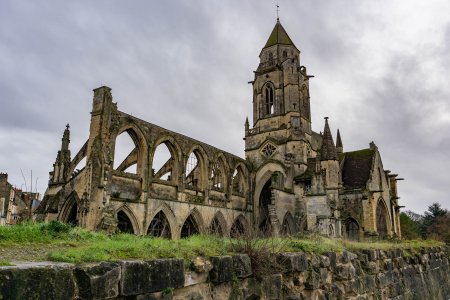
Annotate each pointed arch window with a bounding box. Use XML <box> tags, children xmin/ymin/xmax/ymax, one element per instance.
<box><xmin>264</xmin><ymin>84</ymin><xmax>275</xmax><ymax>116</ymax></box>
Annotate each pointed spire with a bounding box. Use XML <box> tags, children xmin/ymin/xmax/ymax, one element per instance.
<box><xmin>245</xmin><ymin>117</ymin><xmax>249</xmax><ymax>132</ymax></box>
<box><xmin>336</xmin><ymin>129</ymin><xmax>343</xmax><ymax>154</ymax></box>
<box><xmin>264</xmin><ymin>20</ymin><xmax>296</xmax><ymax>49</ymax></box>
<box><xmin>61</xmin><ymin>123</ymin><xmax>70</xmax><ymax>151</ymax></box>
<box><xmin>320</xmin><ymin>117</ymin><xmax>337</xmax><ymax>161</ymax></box>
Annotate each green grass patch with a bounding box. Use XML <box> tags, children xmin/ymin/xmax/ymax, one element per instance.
<box><xmin>0</xmin><ymin>259</ymin><xmax>14</xmax><ymax>266</ymax></box>
<box><xmin>0</xmin><ymin>222</ymin><xmax>446</xmax><ymax>264</ymax></box>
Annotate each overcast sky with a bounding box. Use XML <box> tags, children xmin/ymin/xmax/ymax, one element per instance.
<box><xmin>1</xmin><ymin>0</ymin><xmax>449</xmax><ymax>214</ymax></box>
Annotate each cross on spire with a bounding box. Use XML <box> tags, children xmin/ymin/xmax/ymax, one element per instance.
<box><xmin>276</xmin><ymin>2</ymin><xmax>280</xmax><ymax>21</ymax></box>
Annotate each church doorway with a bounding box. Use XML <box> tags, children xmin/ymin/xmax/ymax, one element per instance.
<box><xmin>259</xmin><ymin>179</ymin><xmax>272</xmax><ymax>236</ymax></box>
<box><xmin>345</xmin><ymin>218</ymin><xmax>359</xmax><ymax>240</ymax></box>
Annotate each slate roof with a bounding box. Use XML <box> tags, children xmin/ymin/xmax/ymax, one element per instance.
<box><xmin>264</xmin><ymin>20</ymin><xmax>296</xmax><ymax>49</ymax></box>
<box><xmin>340</xmin><ymin>148</ymin><xmax>375</xmax><ymax>189</ymax></box>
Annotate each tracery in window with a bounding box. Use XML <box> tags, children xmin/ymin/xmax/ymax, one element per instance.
<box><xmin>264</xmin><ymin>84</ymin><xmax>274</xmax><ymax>115</ymax></box>
<box><xmin>261</xmin><ymin>143</ymin><xmax>277</xmax><ymax>157</ymax></box>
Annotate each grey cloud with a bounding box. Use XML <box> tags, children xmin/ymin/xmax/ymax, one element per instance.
<box><xmin>0</xmin><ymin>0</ymin><xmax>449</xmax><ymax>214</ymax></box>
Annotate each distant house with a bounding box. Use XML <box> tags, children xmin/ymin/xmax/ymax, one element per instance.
<box><xmin>0</xmin><ymin>173</ymin><xmax>40</xmax><ymax>225</ymax></box>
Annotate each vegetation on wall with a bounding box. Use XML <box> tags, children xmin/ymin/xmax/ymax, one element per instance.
<box><xmin>0</xmin><ymin>221</ymin><xmax>444</xmax><ymax>266</ymax></box>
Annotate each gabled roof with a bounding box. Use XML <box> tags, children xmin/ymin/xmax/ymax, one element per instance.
<box><xmin>340</xmin><ymin>148</ymin><xmax>375</xmax><ymax>189</ymax></box>
<box><xmin>264</xmin><ymin>20</ymin><xmax>296</xmax><ymax>49</ymax></box>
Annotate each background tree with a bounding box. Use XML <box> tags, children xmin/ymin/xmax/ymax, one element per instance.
<box><xmin>400</xmin><ymin>212</ymin><xmax>420</xmax><ymax>239</ymax></box>
<box><xmin>420</xmin><ymin>202</ymin><xmax>450</xmax><ymax>238</ymax></box>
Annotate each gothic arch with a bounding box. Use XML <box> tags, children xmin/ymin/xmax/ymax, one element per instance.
<box><xmin>147</xmin><ymin>203</ymin><xmax>177</xmax><ymax>239</ymax></box>
<box><xmin>262</xmin><ymin>82</ymin><xmax>275</xmax><ymax>116</ymax></box>
<box><xmin>68</xmin><ymin>141</ymin><xmax>88</xmax><ymax>179</ymax></box>
<box><xmin>114</xmin><ymin>123</ymin><xmax>148</xmax><ymax>176</ymax></box>
<box><xmin>253</xmin><ymin>162</ymin><xmax>286</xmax><ymax>213</ymax></box>
<box><xmin>344</xmin><ymin>218</ymin><xmax>360</xmax><ymax>240</ymax></box>
<box><xmin>230</xmin><ymin>214</ymin><xmax>248</xmax><ymax>238</ymax></box>
<box><xmin>376</xmin><ymin>198</ymin><xmax>390</xmax><ymax>238</ymax></box>
<box><xmin>150</xmin><ymin>136</ymin><xmax>182</xmax><ymax>183</ymax></box>
<box><xmin>58</xmin><ymin>192</ymin><xmax>80</xmax><ymax>226</ymax></box>
<box><xmin>115</xmin><ymin>205</ymin><xmax>140</xmax><ymax>234</ymax></box>
<box><xmin>210</xmin><ymin>154</ymin><xmax>228</xmax><ymax>192</ymax></box>
<box><xmin>184</xmin><ymin>145</ymin><xmax>209</xmax><ymax>190</ymax></box>
<box><xmin>281</xmin><ymin>212</ymin><xmax>295</xmax><ymax>236</ymax></box>
<box><xmin>232</xmin><ymin>163</ymin><xmax>249</xmax><ymax>197</ymax></box>
<box><xmin>209</xmin><ymin>211</ymin><xmax>228</xmax><ymax>237</ymax></box>
<box><xmin>181</xmin><ymin>208</ymin><xmax>205</xmax><ymax>238</ymax></box>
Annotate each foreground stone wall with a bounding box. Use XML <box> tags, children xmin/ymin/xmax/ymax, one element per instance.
<box><xmin>0</xmin><ymin>246</ymin><xmax>449</xmax><ymax>300</ymax></box>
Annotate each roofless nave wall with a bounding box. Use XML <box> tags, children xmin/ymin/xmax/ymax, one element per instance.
<box><xmin>36</xmin><ymin>20</ymin><xmax>403</xmax><ymax>240</ymax></box>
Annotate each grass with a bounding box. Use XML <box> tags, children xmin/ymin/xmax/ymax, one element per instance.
<box><xmin>0</xmin><ymin>222</ymin><xmax>445</xmax><ymax>264</ymax></box>
<box><xmin>0</xmin><ymin>259</ymin><xmax>14</xmax><ymax>266</ymax></box>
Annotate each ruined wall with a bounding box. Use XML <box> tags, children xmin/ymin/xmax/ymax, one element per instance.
<box><xmin>1</xmin><ymin>246</ymin><xmax>449</xmax><ymax>300</ymax></box>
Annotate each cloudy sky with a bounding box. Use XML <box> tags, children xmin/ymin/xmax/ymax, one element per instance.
<box><xmin>1</xmin><ymin>0</ymin><xmax>449</xmax><ymax>214</ymax></box>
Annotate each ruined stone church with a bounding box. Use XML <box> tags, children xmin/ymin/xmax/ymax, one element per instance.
<box><xmin>36</xmin><ymin>20</ymin><xmax>402</xmax><ymax>240</ymax></box>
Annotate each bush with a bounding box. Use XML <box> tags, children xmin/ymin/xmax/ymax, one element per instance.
<box><xmin>40</xmin><ymin>221</ymin><xmax>72</xmax><ymax>237</ymax></box>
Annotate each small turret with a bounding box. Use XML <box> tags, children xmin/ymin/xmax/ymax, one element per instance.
<box><xmin>245</xmin><ymin>117</ymin><xmax>249</xmax><ymax>133</ymax></box>
<box><xmin>50</xmin><ymin>124</ymin><xmax>72</xmax><ymax>184</ymax></box>
<box><xmin>320</xmin><ymin>117</ymin><xmax>337</xmax><ymax>161</ymax></box>
<box><xmin>336</xmin><ymin>129</ymin><xmax>343</xmax><ymax>154</ymax></box>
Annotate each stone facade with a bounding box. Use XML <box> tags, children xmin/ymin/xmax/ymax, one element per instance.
<box><xmin>36</xmin><ymin>20</ymin><xmax>402</xmax><ymax>239</ymax></box>
<box><xmin>1</xmin><ymin>247</ymin><xmax>449</xmax><ymax>299</ymax></box>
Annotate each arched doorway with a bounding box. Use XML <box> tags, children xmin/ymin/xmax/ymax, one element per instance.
<box><xmin>376</xmin><ymin>200</ymin><xmax>389</xmax><ymax>238</ymax></box>
<box><xmin>345</xmin><ymin>218</ymin><xmax>359</xmax><ymax>240</ymax></box>
<box><xmin>148</xmin><ymin>211</ymin><xmax>172</xmax><ymax>239</ymax></box>
<box><xmin>66</xmin><ymin>202</ymin><xmax>78</xmax><ymax>226</ymax></box>
<box><xmin>181</xmin><ymin>214</ymin><xmax>200</xmax><ymax>238</ymax></box>
<box><xmin>259</xmin><ymin>179</ymin><xmax>272</xmax><ymax>235</ymax></box>
<box><xmin>117</xmin><ymin>211</ymin><xmax>134</xmax><ymax>234</ymax></box>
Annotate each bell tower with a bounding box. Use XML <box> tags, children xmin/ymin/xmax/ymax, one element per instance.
<box><xmin>251</xmin><ymin>19</ymin><xmax>312</xmax><ymax>133</ymax></box>
<box><xmin>245</xmin><ymin>20</ymin><xmax>314</xmax><ymax>175</ymax></box>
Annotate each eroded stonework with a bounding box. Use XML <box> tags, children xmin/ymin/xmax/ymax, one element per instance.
<box><xmin>36</xmin><ymin>20</ymin><xmax>402</xmax><ymax>239</ymax></box>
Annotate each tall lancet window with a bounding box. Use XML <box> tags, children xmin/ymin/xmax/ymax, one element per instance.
<box><xmin>265</xmin><ymin>84</ymin><xmax>274</xmax><ymax>116</ymax></box>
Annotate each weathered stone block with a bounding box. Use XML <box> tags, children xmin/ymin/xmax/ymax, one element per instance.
<box><xmin>74</xmin><ymin>262</ymin><xmax>121</xmax><ymax>299</ymax></box>
<box><xmin>339</xmin><ymin>251</ymin><xmax>357</xmax><ymax>264</ymax></box>
<box><xmin>0</xmin><ymin>263</ymin><xmax>75</xmax><ymax>300</ymax></box>
<box><xmin>278</xmin><ymin>252</ymin><xmax>308</xmax><ymax>273</ymax></box>
<box><xmin>209</xmin><ymin>256</ymin><xmax>233</xmax><ymax>283</ymax></box>
<box><xmin>262</xmin><ymin>274</ymin><xmax>282</xmax><ymax>299</ymax></box>
<box><xmin>325</xmin><ymin>252</ymin><xmax>337</xmax><ymax>269</ymax></box>
<box><xmin>232</xmin><ymin>254</ymin><xmax>252</xmax><ymax>278</ymax></box>
<box><xmin>363</xmin><ymin>250</ymin><xmax>379</xmax><ymax>261</ymax></box>
<box><xmin>319</xmin><ymin>255</ymin><xmax>330</xmax><ymax>268</ymax></box>
<box><xmin>335</xmin><ymin>263</ymin><xmax>356</xmax><ymax>281</ymax></box>
<box><xmin>120</xmin><ymin>259</ymin><xmax>184</xmax><ymax>296</ymax></box>
<box><xmin>304</xmin><ymin>269</ymin><xmax>321</xmax><ymax>290</ymax></box>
